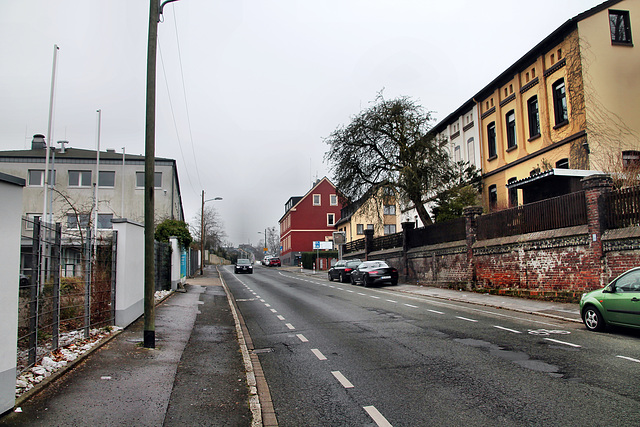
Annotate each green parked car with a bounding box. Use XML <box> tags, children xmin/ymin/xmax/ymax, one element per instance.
<box><xmin>580</xmin><ymin>267</ymin><xmax>640</xmax><ymax>331</ymax></box>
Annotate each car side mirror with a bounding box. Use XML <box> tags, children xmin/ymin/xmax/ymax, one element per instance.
<box><xmin>603</xmin><ymin>284</ymin><xmax>615</xmax><ymax>293</ymax></box>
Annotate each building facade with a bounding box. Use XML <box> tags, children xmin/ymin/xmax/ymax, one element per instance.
<box><xmin>477</xmin><ymin>0</ymin><xmax>640</xmax><ymax>210</ymax></box>
<box><xmin>279</xmin><ymin>177</ymin><xmax>343</xmax><ymax>266</ymax></box>
<box><xmin>335</xmin><ymin>186</ymin><xmax>401</xmax><ymax>243</ymax></box>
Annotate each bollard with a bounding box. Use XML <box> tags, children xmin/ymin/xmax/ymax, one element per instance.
<box><xmin>313</xmin><ymin>262</ymin><xmax>316</xmax><ymax>274</ymax></box>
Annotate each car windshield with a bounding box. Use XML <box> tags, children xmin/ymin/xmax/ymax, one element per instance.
<box><xmin>237</xmin><ymin>259</ymin><xmax>251</xmax><ymax>265</ymax></box>
<box><xmin>346</xmin><ymin>261</ymin><xmax>361</xmax><ymax>268</ymax></box>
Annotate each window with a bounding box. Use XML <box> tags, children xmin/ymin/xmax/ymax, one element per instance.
<box><xmin>508</xmin><ymin>178</ymin><xmax>518</xmax><ymax>208</ymax></box>
<box><xmin>98</xmin><ymin>171</ymin><xmax>115</xmax><ymax>187</ymax></box>
<box><xmin>552</xmin><ymin>79</ymin><xmax>568</xmax><ymax>126</ymax></box>
<box><xmin>622</xmin><ymin>151</ymin><xmax>640</xmax><ymax>168</ymax></box>
<box><xmin>531</xmin><ymin>67</ymin><xmax>536</xmax><ymax>78</ymax></box>
<box><xmin>384</xmin><ymin>224</ymin><xmax>397</xmax><ymax>235</ymax></box>
<box><xmin>136</xmin><ymin>172</ymin><xmax>162</xmax><ymax>188</ymax></box>
<box><xmin>609</xmin><ymin>10</ymin><xmax>633</xmax><ymax>45</ymax></box>
<box><xmin>467</xmin><ymin>138</ymin><xmax>475</xmax><ymax>164</ymax></box>
<box><xmin>357</xmin><ymin>224</ymin><xmax>364</xmax><ymax>235</ymax></box>
<box><xmin>312</xmin><ymin>194</ymin><xmax>321</xmax><ymax>206</ymax></box>
<box><xmin>506</xmin><ymin>110</ymin><xmax>517</xmax><ymax>149</ymax></box>
<box><xmin>28</xmin><ymin>169</ymin><xmax>55</xmax><ymax>186</ymax></box>
<box><xmin>454</xmin><ymin>145</ymin><xmax>461</xmax><ymax>162</ymax></box>
<box><xmin>330</xmin><ymin>194</ymin><xmax>338</xmax><ymax>206</ymax></box>
<box><xmin>69</xmin><ymin>170</ymin><xmax>92</xmax><ymax>187</ymax></box>
<box><xmin>383</xmin><ymin>205</ymin><xmax>396</xmax><ymax>215</ymax></box>
<box><xmin>489</xmin><ymin>185</ymin><xmax>498</xmax><ymax>210</ymax></box>
<box><xmin>487</xmin><ymin>122</ymin><xmax>497</xmax><ymax>158</ymax></box>
<box><xmin>67</xmin><ymin>213</ymin><xmax>90</xmax><ymax>229</ymax></box>
<box><xmin>327</xmin><ymin>213</ymin><xmax>335</xmax><ymax>226</ymax></box>
<box><xmin>527</xmin><ymin>96</ymin><xmax>540</xmax><ymax>138</ymax></box>
<box><xmin>97</xmin><ymin>214</ymin><xmax>113</xmax><ymax>229</ymax></box>
<box><xmin>367</xmin><ymin>224</ymin><xmax>374</xmax><ymax>230</ymax></box>
<box><xmin>550</xmin><ymin>53</ymin><xmax>555</xmax><ymax>65</ymax></box>
<box><xmin>526</xmin><ymin>72</ymin><xmax>530</xmax><ymax>83</ymax></box>
<box><xmin>556</xmin><ymin>158</ymin><xmax>569</xmax><ymax>169</ymax></box>
<box><xmin>557</xmin><ymin>48</ymin><xmax>562</xmax><ymax>60</ymax></box>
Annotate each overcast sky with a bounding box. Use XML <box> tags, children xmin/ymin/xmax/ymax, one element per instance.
<box><xmin>1</xmin><ymin>0</ymin><xmax>603</xmax><ymax>246</ymax></box>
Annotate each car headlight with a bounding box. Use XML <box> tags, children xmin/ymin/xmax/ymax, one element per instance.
<box><xmin>581</xmin><ymin>292</ymin><xmax>587</xmax><ymax>300</ymax></box>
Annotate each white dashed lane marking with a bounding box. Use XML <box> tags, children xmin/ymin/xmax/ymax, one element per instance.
<box><xmin>364</xmin><ymin>405</ymin><xmax>393</xmax><ymax>427</ymax></box>
<box><xmin>332</xmin><ymin>371</ymin><xmax>354</xmax><ymax>388</ymax></box>
<box><xmin>404</xmin><ymin>304</ymin><xmax>418</xmax><ymax>308</ymax></box>
<box><xmin>427</xmin><ymin>309</ymin><xmax>444</xmax><ymax>315</ymax></box>
<box><xmin>277</xmin><ymin>315</ymin><xmax>285</xmax><ymax>321</ymax></box>
<box><xmin>285</xmin><ymin>323</ymin><xmax>295</xmax><ymax>330</ymax></box>
<box><xmin>544</xmin><ymin>338</ymin><xmax>581</xmax><ymax>348</ymax></box>
<box><xmin>494</xmin><ymin>325</ymin><xmax>521</xmax><ymax>334</ymax></box>
<box><xmin>617</xmin><ymin>355</ymin><xmax>640</xmax><ymax>363</ymax></box>
<box><xmin>270</xmin><ymin>309</ymin><xmax>278</xmax><ymax>313</ymax></box>
<box><xmin>297</xmin><ymin>334</ymin><xmax>309</xmax><ymax>342</ymax></box>
<box><xmin>456</xmin><ymin>316</ymin><xmax>478</xmax><ymax>323</ymax></box>
<box><xmin>311</xmin><ymin>349</ymin><xmax>327</xmax><ymax>360</ymax></box>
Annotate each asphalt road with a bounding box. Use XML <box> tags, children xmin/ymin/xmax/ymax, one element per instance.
<box><xmin>223</xmin><ymin>264</ymin><xmax>640</xmax><ymax>426</ymax></box>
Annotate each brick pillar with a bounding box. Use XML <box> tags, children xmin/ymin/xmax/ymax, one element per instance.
<box><xmin>363</xmin><ymin>228</ymin><xmax>374</xmax><ymax>261</ymax></box>
<box><xmin>464</xmin><ymin>206</ymin><xmax>484</xmax><ymax>287</ymax></box>
<box><xmin>582</xmin><ymin>174</ymin><xmax>613</xmax><ymax>260</ymax></box>
<box><xmin>401</xmin><ymin>221</ymin><xmax>415</xmax><ymax>282</ymax></box>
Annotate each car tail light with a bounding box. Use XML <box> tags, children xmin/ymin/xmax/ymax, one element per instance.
<box><xmin>392</xmin><ymin>268</ymin><xmax>397</xmax><ymax>273</ymax></box>
<box><xmin>370</xmin><ymin>270</ymin><xmax>378</xmax><ymax>274</ymax></box>
<box><xmin>345</xmin><ymin>268</ymin><xmax>352</xmax><ymax>272</ymax></box>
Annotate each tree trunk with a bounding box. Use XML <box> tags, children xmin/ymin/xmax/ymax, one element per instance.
<box><xmin>414</xmin><ymin>199</ymin><xmax>433</xmax><ymax>226</ymax></box>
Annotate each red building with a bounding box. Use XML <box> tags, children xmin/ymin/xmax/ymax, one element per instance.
<box><xmin>279</xmin><ymin>177</ymin><xmax>343</xmax><ymax>266</ymax></box>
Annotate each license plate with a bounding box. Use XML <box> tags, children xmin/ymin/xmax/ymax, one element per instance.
<box><xmin>382</xmin><ymin>276</ymin><xmax>391</xmax><ymax>279</ymax></box>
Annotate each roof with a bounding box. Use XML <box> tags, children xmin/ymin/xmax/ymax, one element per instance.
<box><xmin>506</xmin><ymin>169</ymin><xmax>602</xmax><ymax>189</ymax></box>
<box><xmin>0</xmin><ymin>147</ymin><xmax>174</xmax><ymax>163</ymax></box>
<box><xmin>0</xmin><ymin>171</ymin><xmax>25</xmax><ymax>186</ymax></box>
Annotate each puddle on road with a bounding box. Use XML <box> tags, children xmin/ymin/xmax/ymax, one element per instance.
<box><xmin>454</xmin><ymin>338</ymin><xmax>562</xmax><ymax>377</ymax></box>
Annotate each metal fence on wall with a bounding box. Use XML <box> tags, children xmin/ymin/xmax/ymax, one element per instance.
<box><xmin>607</xmin><ymin>186</ymin><xmax>640</xmax><ymax>229</ymax></box>
<box><xmin>17</xmin><ymin>217</ymin><xmax>116</xmax><ymax>374</ymax></box>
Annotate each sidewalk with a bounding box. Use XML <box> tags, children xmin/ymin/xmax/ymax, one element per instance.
<box><xmin>282</xmin><ymin>265</ymin><xmax>583</xmax><ymax>323</ymax></box>
<box><xmin>0</xmin><ymin>268</ymin><xmax>250</xmax><ymax>426</ymax></box>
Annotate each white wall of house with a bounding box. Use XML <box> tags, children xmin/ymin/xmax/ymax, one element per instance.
<box><xmin>0</xmin><ymin>174</ymin><xmax>24</xmax><ymax>413</ymax></box>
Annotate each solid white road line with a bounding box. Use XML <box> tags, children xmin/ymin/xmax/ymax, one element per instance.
<box><xmin>617</xmin><ymin>355</ymin><xmax>640</xmax><ymax>363</ymax></box>
<box><xmin>285</xmin><ymin>323</ymin><xmax>295</xmax><ymax>330</ymax></box>
<box><xmin>456</xmin><ymin>316</ymin><xmax>478</xmax><ymax>322</ymax></box>
<box><xmin>297</xmin><ymin>334</ymin><xmax>309</xmax><ymax>342</ymax></box>
<box><xmin>332</xmin><ymin>371</ymin><xmax>355</xmax><ymax>388</ymax></box>
<box><xmin>427</xmin><ymin>309</ymin><xmax>444</xmax><ymax>315</ymax></box>
<box><xmin>494</xmin><ymin>325</ymin><xmax>522</xmax><ymax>334</ymax></box>
<box><xmin>544</xmin><ymin>338</ymin><xmax>581</xmax><ymax>348</ymax></box>
<box><xmin>363</xmin><ymin>406</ymin><xmax>393</xmax><ymax>427</ymax></box>
<box><xmin>311</xmin><ymin>349</ymin><xmax>327</xmax><ymax>360</ymax></box>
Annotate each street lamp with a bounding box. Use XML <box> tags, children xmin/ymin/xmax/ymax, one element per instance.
<box><xmin>258</xmin><ymin>229</ymin><xmax>268</xmax><ymax>257</ymax></box>
<box><xmin>201</xmin><ymin>190</ymin><xmax>222</xmax><ymax>275</ymax></box>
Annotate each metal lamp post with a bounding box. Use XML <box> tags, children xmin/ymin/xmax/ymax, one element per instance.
<box><xmin>200</xmin><ymin>191</ymin><xmax>222</xmax><ymax>275</ymax></box>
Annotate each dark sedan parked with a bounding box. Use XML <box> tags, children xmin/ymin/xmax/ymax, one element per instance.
<box><xmin>328</xmin><ymin>259</ymin><xmax>362</xmax><ymax>282</ymax></box>
<box><xmin>350</xmin><ymin>261</ymin><xmax>399</xmax><ymax>287</ymax></box>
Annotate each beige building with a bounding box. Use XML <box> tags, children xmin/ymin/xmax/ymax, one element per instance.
<box><xmin>472</xmin><ymin>0</ymin><xmax>640</xmax><ymax>209</ymax></box>
<box><xmin>0</xmin><ymin>135</ymin><xmax>184</xmax><ymax>234</ymax></box>
<box><xmin>335</xmin><ymin>186</ymin><xmax>401</xmax><ymax>243</ymax></box>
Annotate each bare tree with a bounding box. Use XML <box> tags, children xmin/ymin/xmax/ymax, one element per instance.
<box><xmin>191</xmin><ymin>205</ymin><xmax>226</xmax><ymax>253</ymax></box>
<box><xmin>324</xmin><ymin>92</ymin><xmax>477</xmax><ymax>225</ymax></box>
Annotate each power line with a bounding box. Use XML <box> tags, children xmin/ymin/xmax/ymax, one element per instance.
<box><xmin>158</xmin><ymin>39</ymin><xmax>198</xmax><ymax>198</ymax></box>
<box><xmin>172</xmin><ymin>9</ymin><xmax>203</xmax><ymax>191</ymax></box>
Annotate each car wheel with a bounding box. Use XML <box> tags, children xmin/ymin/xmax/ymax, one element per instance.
<box><xmin>328</xmin><ymin>273</ymin><xmax>333</xmax><ymax>282</ymax></box>
<box><xmin>363</xmin><ymin>274</ymin><xmax>370</xmax><ymax>288</ymax></box>
<box><xmin>583</xmin><ymin>306</ymin><xmax>605</xmax><ymax>332</ymax></box>
<box><xmin>350</xmin><ymin>275</ymin><xmax>356</xmax><ymax>285</ymax></box>
<box><xmin>340</xmin><ymin>273</ymin><xmax>345</xmax><ymax>283</ymax></box>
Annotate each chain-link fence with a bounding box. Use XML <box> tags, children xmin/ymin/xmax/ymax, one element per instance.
<box><xmin>17</xmin><ymin>217</ymin><xmax>116</xmax><ymax>374</ymax></box>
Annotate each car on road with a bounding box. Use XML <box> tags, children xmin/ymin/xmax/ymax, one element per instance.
<box><xmin>268</xmin><ymin>257</ymin><xmax>281</xmax><ymax>267</ymax></box>
<box><xmin>350</xmin><ymin>260</ymin><xmax>398</xmax><ymax>287</ymax></box>
<box><xmin>580</xmin><ymin>266</ymin><xmax>640</xmax><ymax>331</ymax></box>
<box><xmin>328</xmin><ymin>259</ymin><xmax>362</xmax><ymax>282</ymax></box>
<box><xmin>262</xmin><ymin>256</ymin><xmax>272</xmax><ymax>265</ymax></box>
<box><xmin>235</xmin><ymin>258</ymin><xmax>253</xmax><ymax>274</ymax></box>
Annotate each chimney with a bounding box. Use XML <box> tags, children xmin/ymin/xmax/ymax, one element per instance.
<box><xmin>31</xmin><ymin>134</ymin><xmax>46</xmax><ymax>150</ymax></box>
<box><xmin>58</xmin><ymin>140</ymin><xmax>68</xmax><ymax>153</ymax></box>
<box><xmin>106</xmin><ymin>148</ymin><xmax>115</xmax><ymax>153</ymax></box>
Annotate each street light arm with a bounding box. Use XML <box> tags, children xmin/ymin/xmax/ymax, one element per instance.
<box><xmin>158</xmin><ymin>0</ymin><xmax>179</xmax><ymax>21</ymax></box>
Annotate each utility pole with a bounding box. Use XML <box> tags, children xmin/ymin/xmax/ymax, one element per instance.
<box><xmin>201</xmin><ymin>190</ymin><xmax>205</xmax><ymax>275</ymax></box>
<box><xmin>144</xmin><ymin>0</ymin><xmax>179</xmax><ymax>348</ymax></box>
